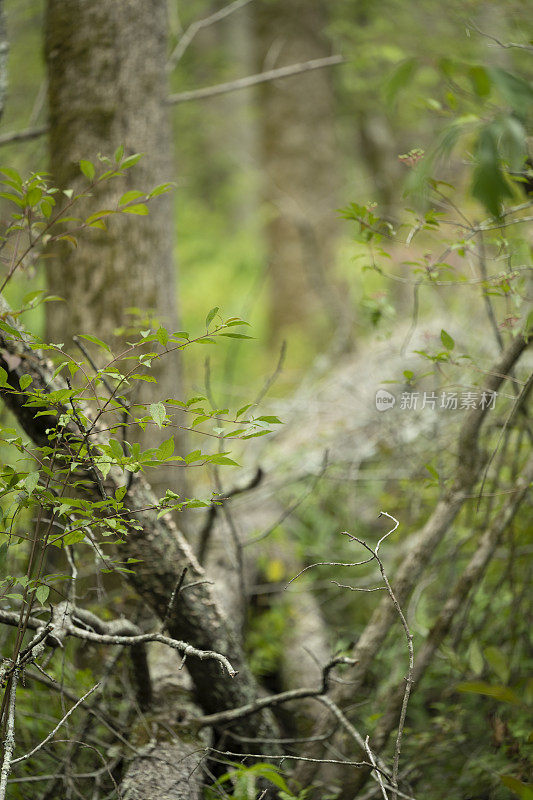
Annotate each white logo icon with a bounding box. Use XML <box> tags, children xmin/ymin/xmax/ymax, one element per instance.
<box><xmin>375</xmin><ymin>389</ymin><xmax>396</xmax><ymax>412</ymax></box>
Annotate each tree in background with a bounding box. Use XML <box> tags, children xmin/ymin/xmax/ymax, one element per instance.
<box><xmin>253</xmin><ymin>0</ymin><xmax>348</xmax><ymax>346</ymax></box>
<box><xmin>44</xmin><ymin>0</ymin><xmax>187</xmax><ymax>495</ymax></box>
<box><xmin>0</xmin><ymin>0</ymin><xmax>6</xmax><ymax>123</ymax></box>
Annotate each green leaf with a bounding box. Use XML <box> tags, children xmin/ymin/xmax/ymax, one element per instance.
<box><xmin>219</xmin><ymin>332</ymin><xmax>253</xmax><ymax>339</ymax></box>
<box><xmin>383</xmin><ymin>57</ymin><xmax>418</xmax><ymax>105</ymax></box>
<box><xmin>484</xmin><ymin>646</ymin><xmax>510</xmax><ymax>684</ymax></box>
<box><xmin>24</xmin><ymin>471</ymin><xmax>40</xmax><ymax>496</ymax></box>
<box><xmin>468</xmin><ymin>65</ymin><xmax>491</xmax><ymax>98</ymax></box>
<box><xmin>19</xmin><ymin>374</ymin><xmax>33</xmax><ymax>390</ymax></box>
<box><xmin>148</xmin><ymin>182</ymin><xmax>174</xmax><ymax>198</ymax></box>
<box><xmin>149</xmin><ymin>402</ymin><xmax>166</xmax><ymax>429</ymax></box>
<box><xmin>23</xmin><ymin>289</ymin><xmax>45</xmax><ymax>305</ymax></box>
<box><xmin>471</xmin><ymin>124</ymin><xmax>514</xmax><ymax>217</ymax></box>
<box><xmin>79</xmin><ymin>159</ymin><xmax>95</xmax><ymax>180</ymax></box>
<box><xmin>208</xmin><ymin>454</ymin><xmax>239</xmax><ymax>466</ymax></box>
<box><xmin>119</xmin><ymin>190</ymin><xmax>145</xmax><ymax>206</ymax></box>
<box><xmin>498</xmin><ymin>115</ymin><xmax>527</xmax><ymax>171</ymax></box>
<box><xmin>255</xmin><ymin>415</ymin><xmax>282</xmax><ymax>424</ymax></box>
<box><xmin>0</xmin><ymin>166</ymin><xmax>22</xmax><ymax>185</ymax></box>
<box><xmin>424</xmin><ymin>463</ymin><xmax>439</xmax><ymax>481</ymax></box>
<box><xmin>248</xmin><ymin>764</ymin><xmax>290</xmax><ymax>792</ymax></box>
<box><xmin>500</xmin><ymin>776</ymin><xmax>533</xmax><ymax>800</ymax></box>
<box><xmin>456</xmin><ymin>681</ymin><xmax>520</xmax><ymax>705</ymax></box>
<box><xmin>122</xmin><ymin>203</ymin><xmax>149</xmax><ymax>215</ymax></box>
<box><xmin>35</xmin><ymin>585</ymin><xmax>49</xmax><ymax>605</ymax></box>
<box><xmin>184</xmin><ymin>449</ymin><xmax>202</xmax><ymax>465</ymax></box>
<box><xmin>192</xmin><ymin>415</ymin><xmax>210</xmax><ymax>428</ymax></box>
<box><xmin>114</xmin><ymin>144</ymin><xmax>125</xmax><ymax>163</ymax></box>
<box><xmin>488</xmin><ymin>67</ymin><xmax>533</xmax><ymax>117</ymax></box>
<box><xmin>156</xmin><ymin>327</ymin><xmax>169</xmax><ymax>346</ymax></box>
<box><xmin>26</xmin><ymin>187</ymin><xmax>43</xmax><ymax>207</ymax></box>
<box><xmin>0</xmin><ymin>367</ymin><xmax>9</xmax><ymax>387</ymax></box>
<box><xmin>85</xmin><ymin>209</ymin><xmax>115</xmax><ymax>224</ymax></box>
<box><xmin>121</xmin><ymin>153</ymin><xmax>143</xmax><ymax>169</ymax></box>
<box><xmin>107</xmin><ymin>437</ymin><xmax>124</xmax><ymax>461</ymax></box>
<box><xmin>440</xmin><ymin>329</ymin><xmax>454</xmax><ymax>350</ymax></box>
<box><xmin>41</xmin><ymin>199</ymin><xmax>53</xmax><ymax>217</ymax></box>
<box><xmin>157</xmin><ymin>436</ymin><xmax>174</xmax><ymax>460</ymax></box>
<box><xmin>205</xmin><ymin>306</ymin><xmax>219</xmax><ymax>328</ymax></box>
<box><xmin>63</xmin><ymin>530</ymin><xmax>86</xmax><ymax>546</ymax></box>
<box><xmin>468</xmin><ymin>640</ymin><xmax>484</xmax><ymax>676</ymax></box>
<box><xmin>78</xmin><ymin>333</ymin><xmax>112</xmax><ymax>353</ymax></box>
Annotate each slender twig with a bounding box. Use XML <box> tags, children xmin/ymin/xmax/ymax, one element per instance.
<box><xmin>66</xmin><ymin>378</ymin><xmax>108</xmax><ymax>500</ymax></box>
<box><xmin>11</xmin><ymin>683</ymin><xmax>100</xmax><ymax>765</ymax></box>
<box><xmin>0</xmin><ymin>125</ymin><xmax>48</xmax><ymax>148</ymax></box>
<box><xmin>198</xmin><ymin>468</ymin><xmax>263</xmax><ymax>563</ymax></box>
<box><xmin>477</xmin><ymin>231</ymin><xmax>504</xmax><ymax>352</ymax></box>
<box><xmin>467</xmin><ymin>19</ymin><xmax>533</xmax><ymax>51</ymax></box>
<box><xmin>252</xmin><ymin>340</ymin><xmax>287</xmax><ymax>409</ymax></box>
<box><xmin>343</xmin><ymin>515</ymin><xmax>414</xmax><ymax>800</ymax></box>
<box><xmin>364</xmin><ymin>736</ymin><xmax>389</xmax><ymax>800</ymax></box>
<box><xmin>207</xmin><ymin>747</ymin><xmax>375</xmax><ymax>770</ymax></box>
<box><xmin>66</xmin><ymin>624</ymin><xmax>238</xmax><ymax>678</ymax></box>
<box><xmin>247</xmin><ymin>451</ymin><xmax>329</xmax><ymax>546</ymax></box>
<box><xmin>190</xmin><ymin>656</ymin><xmax>356</xmax><ymax>728</ymax></box>
<box><xmin>167</xmin><ymin>0</ymin><xmax>255</xmax><ymax>70</ymax></box>
<box><xmin>160</xmin><ymin>567</ymin><xmax>188</xmax><ymax>631</ymax></box>
<box><xmin>166</xmin><ymin>55</ymin><xmax>346</xmax><ymax>105</ymax></box>
<box><xmin>477</xmin><ymin>367</ymin><xmax>533</xmax><ymax>508</ymax></box>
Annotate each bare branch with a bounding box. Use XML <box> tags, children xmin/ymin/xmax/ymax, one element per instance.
<box><xmin>11</xmin><ymin>683</ymin><xmax>100</xmax><ymax>765</ymax></box>
<box><xmin>371</xmin><ymin>454</ymin><xmax>533</xmax><ymax>755</ymax></box>
<box><xmin>190</xmin><ymin>656</ymin><xmax>356</xmax><ymax>728</ymax></box>
<box><xmin>168</xmin><ymin>0</ymin><xmax>255</xmax><ymax>70</ymax></box>
<box><xmin>67</xmin><ymin>622</ymin><xmax>238</xmax><ymax>678</ymax></box>
<box><xmin>0</xmin><ymin>57</ymin><xmax>345</xmax><ymax>149</ymax></box>
<box><xmin>364</xmin><ymin>736</ymin><xmax>389</xmax><ymax>800</ymax></box>
<box><xmin>0</xmin><ymin>124</ymin><xmax>48</xmax><ymax>148</ymax></box>
<box><xmin>467</xmin><ymin>19</ymin><xmax>533</xmax><ymax>51</ymax></box>
<box><xmin>166</xmin><ymin>55</ymin><xmax>346</xmax><ymax>105</ymax></box>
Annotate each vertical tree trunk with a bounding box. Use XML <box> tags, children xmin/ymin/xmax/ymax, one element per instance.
<box><xmin>45</xmin><ymin>0</ymin><xmax>178</xmax><ymax>350</ymax></box>
<box><xmin>0</xmin><ymin>0</ymin><xmax>7</xmax><ymax>121</ymax></box>
<box><xmin>44</xmin><ymin>0</ymin><xmax>186</xmax><ymax>496</ymax></box>
<box><xmin>253</xmin><ymin>0</ymin><xmax>345</xmax><ymax>344</ymax></box>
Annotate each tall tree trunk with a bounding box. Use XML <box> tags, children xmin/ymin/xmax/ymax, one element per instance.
<box><xmin>253</xmin><ymin>0</ymin><xmax>346</xmax><ymax>345</ymax></box>
<box><xmin>0</xmin><ymin>0</ymin><xmax>7</xmax><ymax>121</ymax></box>
<box><xmin>44</xmin><ymin>0</ymin><xmax>186</xmax><ymax>498</ymax></box>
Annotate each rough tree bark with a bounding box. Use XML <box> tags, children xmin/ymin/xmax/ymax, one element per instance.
<box><xmin>44</xmin><ymin>0</ymin><xmax>186</xmax><ymax>500</ymax></box>
<box><xmin>45</xmin><ymin>0</ymin><xmax>179</xmax><ymax>350</ymax></box>
<box><xmin>0</xmin><ymin>0</ymin><xmax>7</xmax><ymax>122</ymax></box>
<box><xmin>252</xmin><ymin>0</ymin><xmax>347</xmax><ymax>344</ymax></box>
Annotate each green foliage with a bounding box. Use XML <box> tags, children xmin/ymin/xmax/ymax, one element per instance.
<box><xmin>0</xmin><ymin>162</ymin><xmax>282</xmax><ymax>624</ymax></box>
<box><xmin>205</xmin><ymin>761</ymin><xmax>308</xmax><ymax>800</ymax></box>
